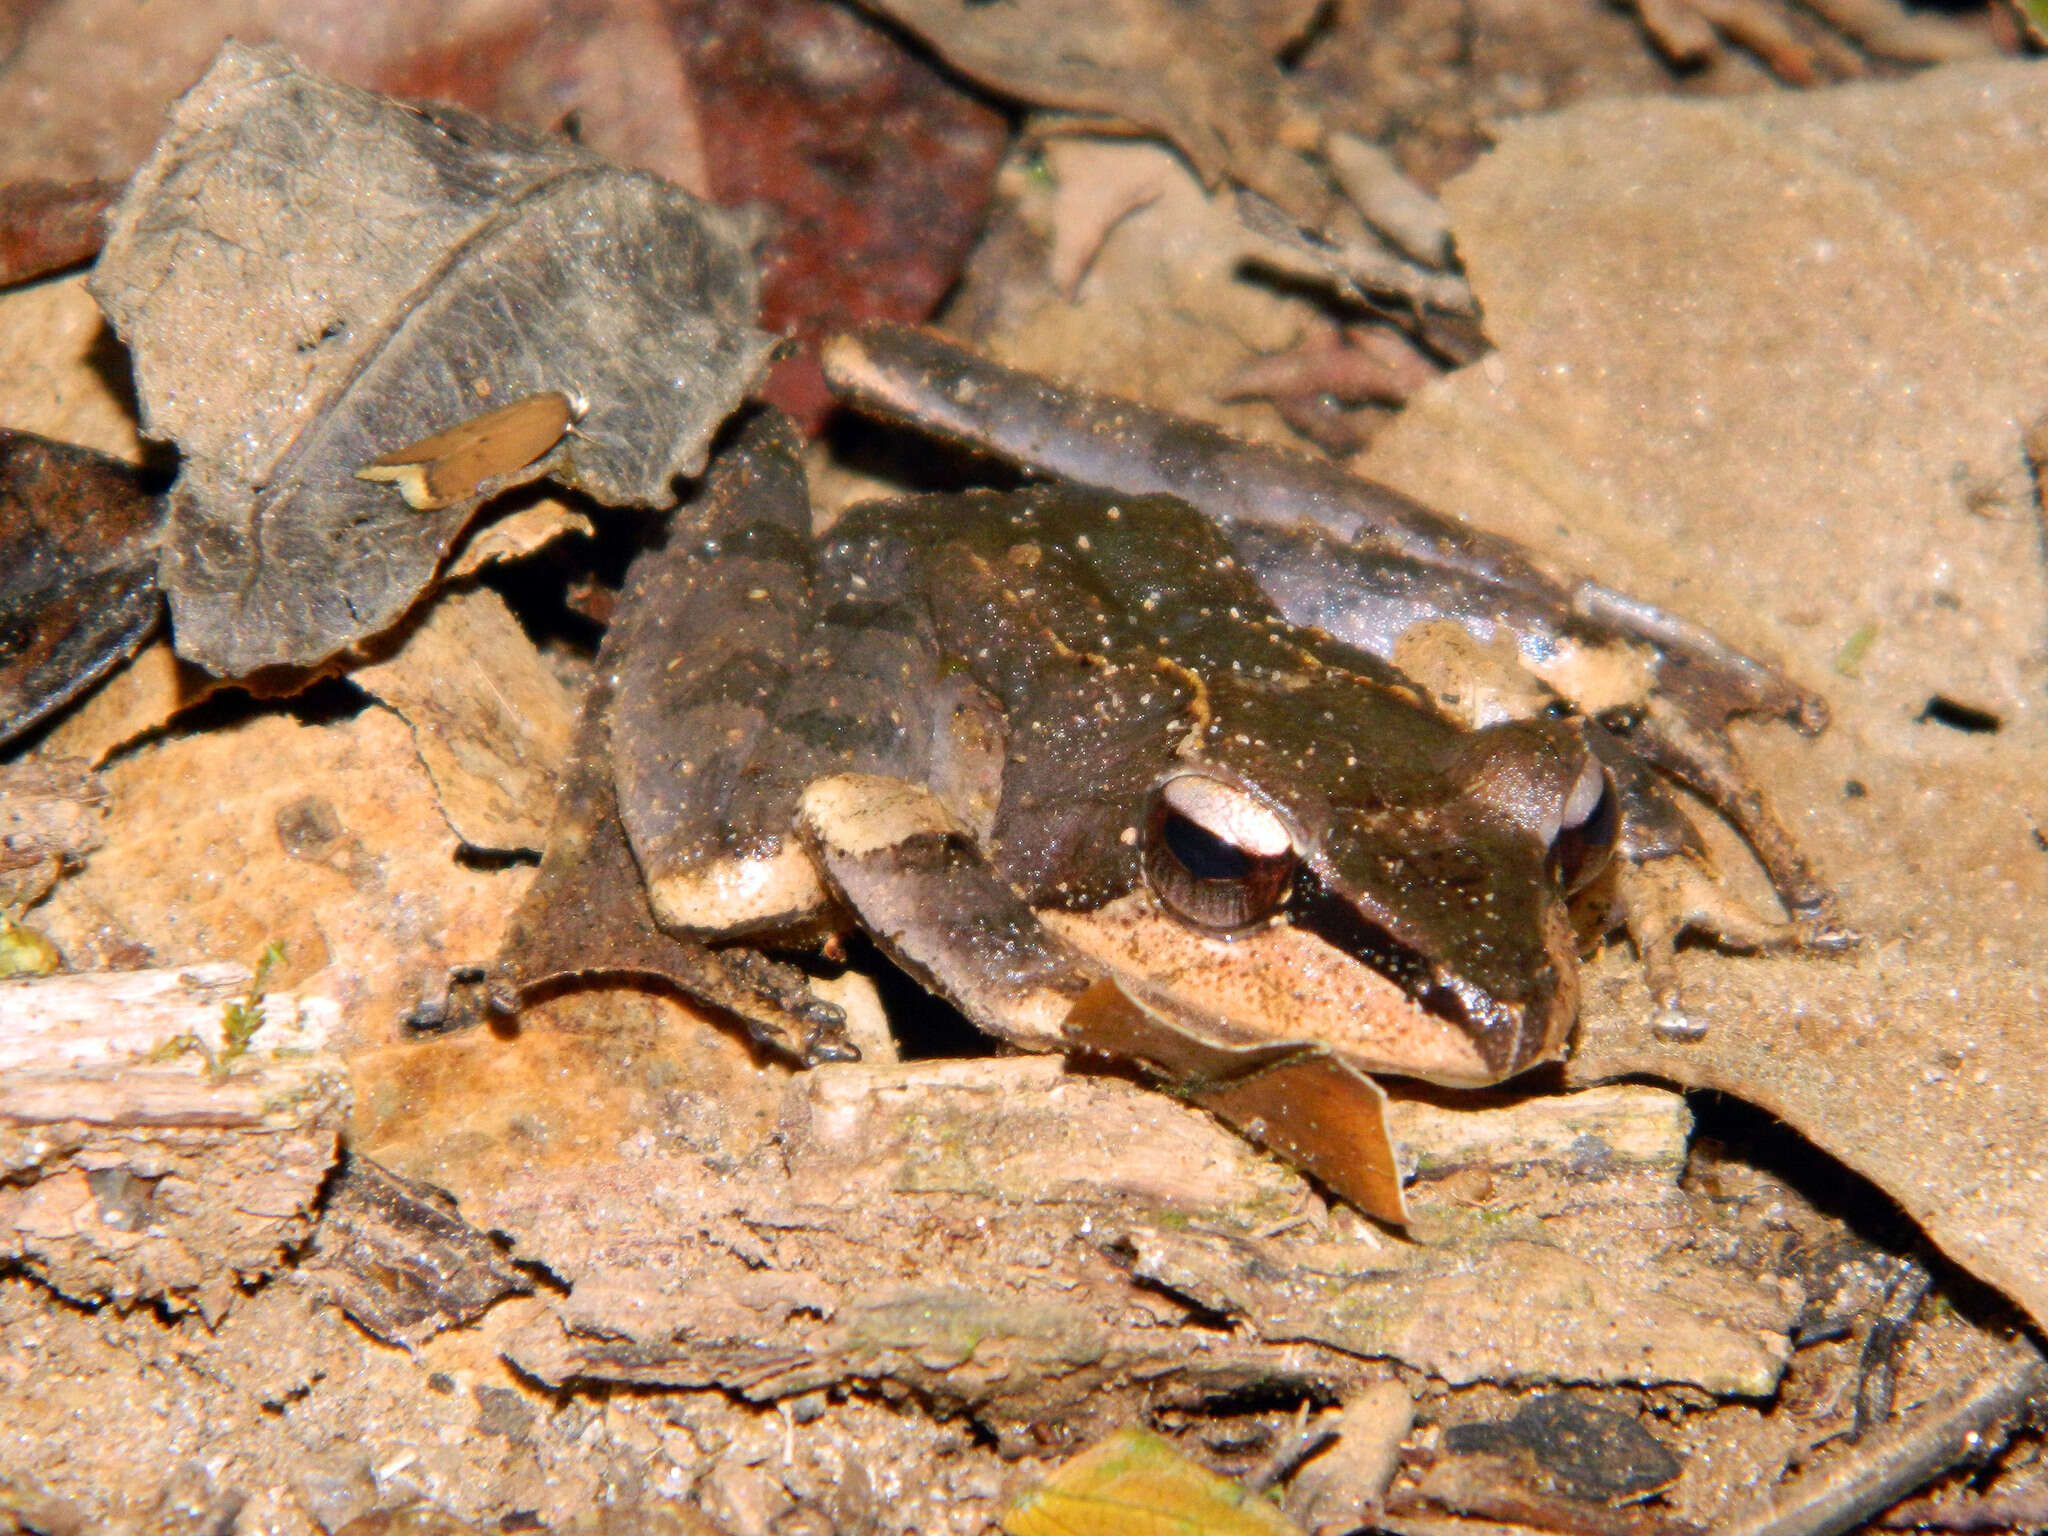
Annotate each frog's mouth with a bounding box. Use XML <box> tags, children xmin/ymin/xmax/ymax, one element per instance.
<box><xmin>1285</xmin><ymin>879</ymin><xmax>1575</xmax><ymax>1081</ymax></box>
<box><xmin>1038</xmin><ymin>883</ymin><xmax>1577</xmax><ymax>1088</ymax></box>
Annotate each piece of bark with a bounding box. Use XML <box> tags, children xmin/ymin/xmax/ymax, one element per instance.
<box><xmin>1441</xmin><ymin>1398</ymin><xmax>1681</xmax><ymax>1502</ymax></box>
<box><xmin>0</xmin><ymin>177</ymin><xmax>117</xmax><ymax>287</ymax></box>
<box><xmin>0</xmin><ymin>758</ymin><xmax>107</xmax><ymax>910</ymax></box>
<box><xmin>91</xmin><ymin>43</ymin><xmax>774</xmax><ymax>676</ymax></box>
<box><xmin>353</xmin><ymin>589</ymin><xmax>576</xmax><ymax>854</ymax></box>
<box><xmin>1394</xmin><ymin>1458</ymin><xmax>1703</xmax><ymax>1536</ymax></box>
<box><xmin>298</xmin><ymin>1154</ymin><xmax>529</xmax><ymax>1348</ymax></box>
<box><xmin>1389</xmin><ymin>1084</ymin><xmax>1690</xmax><ymax>1183</ymax></box>
<box><xmin>0</xmin><ymin>963</ymin><xmax>348</xmax><ymax>1310</ymax></box>
<box><xmin>478</xmin><ymin>1059</ymin><xmax>1795</xmax><ymax>1443</ymax></box>
<box><xmin>1285</xmin><ymin>1381</ymin><xmax>1416</xmax><ymax>1533</ymax></box>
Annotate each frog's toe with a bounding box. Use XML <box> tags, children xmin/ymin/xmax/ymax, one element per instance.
<box><xmin>1792</xmin><ymin>913</ymin><xmax>1862</xmax><ymax>954</ymax></box>
<box><xmin>1649</xmin><ymin>1000</ymin><xmax>1708</xmax><ymax>1043</ymax></box>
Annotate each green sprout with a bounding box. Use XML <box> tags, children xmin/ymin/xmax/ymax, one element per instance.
<box><xmin>214</xmin><ymin>941</ymin><xmax>286</xmax><ymax>1080</ymax></box>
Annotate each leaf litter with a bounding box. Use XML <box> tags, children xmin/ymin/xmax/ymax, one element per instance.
<box><xmin>91</xmin><ymin>41</ymin><xmax>774</xmax><ymax>675</ymax></box>
<box><xmin>3</xmin><ymin>15</ymin><xmax>2048</xmax><ymax>1536</ymax></box>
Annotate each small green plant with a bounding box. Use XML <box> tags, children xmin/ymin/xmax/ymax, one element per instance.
<box><xmin>0</xmin><ymin>911</ymin><xmax>61</xmax><ymax>978</ymax></box>
<box><xmin>217</xmin><ymin>941</ymin><xmax>287</xmax><ymax>1075</ymax></box>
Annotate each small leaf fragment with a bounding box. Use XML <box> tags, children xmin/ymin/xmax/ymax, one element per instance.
<box><xmin>1003</xmin><ymin>1427</ymin><xmax>1306</xmax><ymax>1536</ymax></box>
<box><xmin>356</xmin><ymin>391</ymin><xmax>579</xmax><ymax>512</ymax></box>
<box><xmin>0</xmin><ymin>915</ymin><xmax>62</xmax><ymax>978</ymax></box>
<box><xmin>1064</xmin><ymin>978</ymin><xmax>1409</xmax><ymax>1225</ymax></box>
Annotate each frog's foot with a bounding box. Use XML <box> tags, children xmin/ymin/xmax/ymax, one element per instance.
<box><xmin>1622</xmin><ymin>693</ymin><xmax>1848</xmax><ymax>929</ymax></box>
<box><xmin>714</xmin><ymin>948</ymin><xmax>859</xmax><ymax>1065</ymax></box>
<box><xmin>1618</xmin><ymin>852</ymin><xmax>1857</xmax><ymax>1042</ymax></box>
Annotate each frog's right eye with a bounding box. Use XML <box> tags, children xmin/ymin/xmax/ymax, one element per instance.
<box><xmin>1549</xmin><ymin>757</ymin><xmax>1618</xmax><ymax>895</ymax></box>
<box><xmin>1143</xmin><ymin>775</ymin><xmax>1299</xmax><ymax>932</ymax></box>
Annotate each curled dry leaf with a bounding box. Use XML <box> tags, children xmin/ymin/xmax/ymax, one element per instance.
<box><xmin>352</xmin><ymin>588</ymin><xmax>577</xmax><ymax>854</ymax></box>
<box><xmin>91</xmin><ymin>42</ymin><xmax>774</xmax><ymax>676</ymax></box>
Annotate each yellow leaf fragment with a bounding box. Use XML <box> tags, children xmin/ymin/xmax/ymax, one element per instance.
<box><xmin>1003</xmin><ymin>1428</ymin><xmax>1305</xmax><ymax>1536</ymax></box>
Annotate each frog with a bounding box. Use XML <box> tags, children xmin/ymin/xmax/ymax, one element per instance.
<box><xmin>817</xmin><ymin>325</ymin><xmax>1853</xmax><ymax>1021</ymax></box>
<box><xmin>491</xmin><ymin>329</ymin><xmax>1847</xmax><ymax>1223</ymax></box>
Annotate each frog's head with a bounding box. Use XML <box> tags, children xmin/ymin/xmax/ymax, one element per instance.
<box><xmin>1044</xmin><ymin>672</ymin><xmax>1618</xmax><ymax>1086</ymax></box>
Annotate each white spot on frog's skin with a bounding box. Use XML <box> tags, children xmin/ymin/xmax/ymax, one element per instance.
<box><xmin>798</xmin><ymin>773</ymin><xmax>963</xmax><ymax>857</ymax></box>
<box><xmin>649</xmin><ymin>843</ymin><xmax>828</xmax><ymax>933</ymax></box>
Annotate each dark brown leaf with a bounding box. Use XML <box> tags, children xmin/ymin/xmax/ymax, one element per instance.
<box><xmin>91</xmin><ymin>43</ymin><xmax>772</xmax><ymax>675</ymax></box>
<box><xmin>669</xmin><ymin>0</ymin><xmax>1010</xmax><ymax>430</ymax></box>
<box><xmin>0</xmin><ymin>430</ymin><xmax>161</xmax><ymax>746</ymax></box>
<box><xmin>301</xmin><ymin>1153</ymin><xmax>530</xmax><ymax>1348</ymax></box>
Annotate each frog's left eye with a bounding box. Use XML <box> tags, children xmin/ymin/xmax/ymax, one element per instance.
<box><xmin>1143</xmin><ymin>775</ymin><xmax>1299</xmax><ymax>932</ymax></box>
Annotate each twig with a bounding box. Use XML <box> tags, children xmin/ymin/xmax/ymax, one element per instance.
<box><xmin>1715</xmin><ymin>1342</ymin><xmax>2048</xmax><ymax>1536</ymax></box>
<box><xmin>1879</xmin><ymin>1489</ymin><xmax>2048</xmax><ymax>1530</ymax></box>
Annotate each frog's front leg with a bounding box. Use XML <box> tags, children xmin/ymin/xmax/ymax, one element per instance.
<box><xmin>488</xmin><ymin>677</ymin><xmax>858</xmax><ymax>1066</ymax></box>
<box><xmin>1589</xmin><ymin>733</ymin><xmax>1832</xmax><ymax>1040</ymax></box>
<box><xmin>794</xmin><ymin>772</ymin><xmax>1408</xmax><ymax>1223</ymax></box>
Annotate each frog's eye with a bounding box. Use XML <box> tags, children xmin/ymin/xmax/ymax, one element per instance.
<box><xmin>1143</xmin><ymin>775</ymin><xmax>1299</xmax><ymax>931</ymax></box>
<box><xmin>1549</xmin><ymin>757</ymin><xmax>1618</xmax><ymax>895</ymax></box>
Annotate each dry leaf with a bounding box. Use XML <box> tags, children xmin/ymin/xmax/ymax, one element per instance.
<box><xmin>1347</xmin><ymin>62</ymin><xmax>2048</xmax><ymax>1333</ymax></box>
<box><xmin>0</xmin><ymin>177</ymin><xmax>117</xmax><ymax>287</ymax></box>
<box><xmin>851</xmin><ymin>0</ymin><xmax>1329</xmax><ymax>223</ymax></box>
<box><xmin>0</xmin><ymin>430</ymin><xmax>162</xmax><ymax>745</ymax></box>
<box><xmin>1003</xmin><ymin>1428</ymin><xmax>1304</xmax><ymax>1536</ymax></box>
<box><xmin>92</xmin><ymin>43</ymin><xmax>773</xmax><ymax>675</ymax></box>
<box><xmin>353</xmin><ymin>588</ymin><xmax>576</xmax><ymax>853</ymax></box>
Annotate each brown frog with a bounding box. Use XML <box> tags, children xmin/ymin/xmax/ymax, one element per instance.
<box><xmin>494</xmin><ymin>329</ymin><xmax>1847</xmax><ymax>1221</ymax></box>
